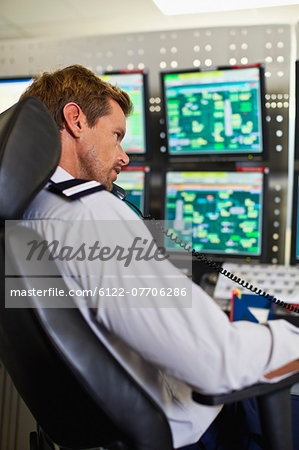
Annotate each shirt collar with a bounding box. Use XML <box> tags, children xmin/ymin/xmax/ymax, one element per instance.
<box><xmin>51</xmin><ymin>166</ymin><xmax>74</xmax><ymax>183</ymax></box>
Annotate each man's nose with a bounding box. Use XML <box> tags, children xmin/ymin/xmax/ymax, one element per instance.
<box><xmin>120</xmin><ymin>146</ymin><xmax>130</xmax><ymax>166</ymax></box>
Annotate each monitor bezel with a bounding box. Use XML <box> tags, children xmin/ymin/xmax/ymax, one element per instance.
<box><xmin>102</xmin><ymin>70</ymin><xmax>151</xmax><ymax>161</ymax></box>
<box><xmin>290</xmin><ymin>170</ymin><xmax>299</xmax><ymax>265</ymax></box>
<box><xmin>162</xmin><ymin>167</ymin><xmax>268</xmax><ymax>262</ymax></box>
<box><xmin>0</xmin><ymin>76</ymin><xmax>34</xmax><ymax>83</ymax></box>
<box><xmin>120</xmin><ymin>165</ymin><xmax>151</xmax><ymax>217</ymax></box>
<box><xmin>160</xmin><ymin>64</ymin><xmax>268</xmax><ymax>162</ymax></box>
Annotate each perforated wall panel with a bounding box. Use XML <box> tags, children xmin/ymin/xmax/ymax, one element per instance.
<box><xmin>0</xmin><ymin>23</ymin><xmax>295</xmax><ymax>264</ymax></box>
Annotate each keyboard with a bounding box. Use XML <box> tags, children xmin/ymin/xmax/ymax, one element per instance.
<box><xmin>214</xmin><ymin>263</ymin><xmax>299</xmax><ymax>305</ymax></box>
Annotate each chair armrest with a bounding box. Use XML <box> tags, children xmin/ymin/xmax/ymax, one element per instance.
<box><xmin>192</xmin><ymin>372</ymin><xmax>299</xmax><ymax>406</ymax></box>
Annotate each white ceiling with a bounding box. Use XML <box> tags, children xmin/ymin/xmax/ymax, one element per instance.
<box><xmin>0</xmin><ymin>0</ymin><xmax>299</xmax><ymax>41</ymax></box>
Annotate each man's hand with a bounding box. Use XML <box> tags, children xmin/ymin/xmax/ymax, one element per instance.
<box><xmin>265</xmin><ymin>359</ymin><xmax>299</xmax><ymax>379</ymax></box>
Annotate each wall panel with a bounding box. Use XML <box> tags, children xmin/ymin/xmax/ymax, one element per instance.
<box><xmin>0</xmin><ymin>24</ymin><xmax>294</xmax><ymax>265</ymax></box>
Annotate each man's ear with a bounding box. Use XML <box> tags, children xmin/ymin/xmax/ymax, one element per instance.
<box><xmin>62</xmin><ymin>102</ymin><xmax>84</xmax><ymax>138</ymax></box>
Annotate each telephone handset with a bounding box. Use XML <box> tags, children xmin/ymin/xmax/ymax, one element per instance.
<box><xmin>111</xmin><ymin>183</ymin><xmax>127</xmax><ymax>200</ymax></box>
<box><xmin>111</xmin><ymin>183</ymin><xmax>299</xmax><ymax>315</ymax></box>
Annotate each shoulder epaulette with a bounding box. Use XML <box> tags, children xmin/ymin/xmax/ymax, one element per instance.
<box><xmin>48</xmin><ymin>179</ymin><xmax>106</xmax><ymax>200</ymax></box>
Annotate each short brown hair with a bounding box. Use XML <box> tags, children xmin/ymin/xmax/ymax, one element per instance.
<box><xmin>20</xmin><ymin>65</ymin><xmax>133</xmax><ymax>130</ymax></box>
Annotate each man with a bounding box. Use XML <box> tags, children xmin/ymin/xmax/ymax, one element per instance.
<box><xmin>20</xmin><ymin>65</ymin><xmax>299</xmax><ymax>449</ymax></box>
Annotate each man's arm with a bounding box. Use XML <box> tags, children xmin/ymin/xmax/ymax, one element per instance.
<box><xmin>50</xmin><ymin>196</ymin><xmax>299</xmax><ymax>395</ymax></box>
<box><xmin>265</xmin><ymin>359</ymin><xmax>299</xmax><ymax>379</ymax></box>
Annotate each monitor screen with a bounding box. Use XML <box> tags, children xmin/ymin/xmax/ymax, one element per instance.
<box><xmin>291</xmin><ymin>172</ymin><xmax>299</xmax><ymax>264</ymax></box>
<box><xmin>295</xmin><ymin>61</ymin><xmax>299</xmax><ymax>160</ymax></box>
<box><xmin>161</xmin><ymin>65</ymin><xmax>266</xmax><ymax>158</ymax></box>
<box><xmin>0</xmin><ymin>77</ymin><xmax>33</xmax><ymax>114</ymax></box>
<box><xmin>116</xmin><ymin>166</ymin><xmax>149</xmax><ymax>214</ymax></box>
<box><xmin>99</xmin><ymin>72</ymin><xmax>149</xmax><ymax>156</ymax></box>
<box><xmin>164</xmin><ymin>170</ymin><xmax>266</xmax><ymax>258</ymax></box>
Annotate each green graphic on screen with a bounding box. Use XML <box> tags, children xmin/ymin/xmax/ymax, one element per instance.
<box><xmin>100</xmin><ymin>73</ymin><xmax>146</xmax><ymax>154</ymax></box>
<box><xmin>165</xmin><ymin>171</ymin><xmax>264</xmax><ymax>256</ymax></box>
<box><xmin>116</xmin><ymin>170</ymin><xmax>145</xmax><ymax>212</ymax></box>
<box><xmin>163</xmin><ymin>67</ymin><xmax>263</xmax><ymax>155</ymax></box>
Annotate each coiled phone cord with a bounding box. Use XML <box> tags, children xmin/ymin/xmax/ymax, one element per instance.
<box><xmin>124</xmin><ymin>198</ymin><xmax>299</xmax><ymax>315</ymax></box>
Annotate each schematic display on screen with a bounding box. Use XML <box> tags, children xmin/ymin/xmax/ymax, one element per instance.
<box><xmin>162</xmin><ymin>67</ymin><xmax>264</xmax><ymax>156</ymax></box>
<box><xmin>100</xmin><ymin>72</ymin><xmax>146</xmax><ymax>154</ymax></box>
<box><xmin>0</xmin><ymin>78</ymin><xmax>33</xmax><ymax>114</ymax></box>
<box><xmin>165</xmin><ymin>171</ymin><xmax>264</xmax><ymax>256</ymax></box>
<box><xmin>116</xmin><ymin>170</ymin><xmax>145</xmax><ymax>212</ymax></box>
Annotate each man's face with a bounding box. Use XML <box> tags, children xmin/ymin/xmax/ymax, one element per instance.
<box><xmin>77</xmin><ymin>98</ymin><xmax>129</xmax><ymax>191</ymax></box>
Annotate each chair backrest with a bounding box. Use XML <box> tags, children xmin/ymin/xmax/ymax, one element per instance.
<box><xmin>0</xmin><ymin>97</ymin><xmax>60</xmax><ymax>220</ymax></box>
<box><xmin>0</xmin><ymin>97</ymin><xmax>173</xmax><ymax>449</ymax></box>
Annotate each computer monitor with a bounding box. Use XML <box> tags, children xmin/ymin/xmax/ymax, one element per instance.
<box><xmin>0</xmin><ymin>77</ymin><xmax>33</xmax><ymax>114</ymax></box>
<box><xmin>291</xmin><ymin>171</ymin><xmax>299</xmax><ymax>264</ymax></box>
<box><xmin>99</xmin><ymin>71</ymin><xmax>149</xmax><ymax>158</ymax></box>
<box><xmin>295</xmin><ymin>61</ymin><xmax>299</xmax><ymax>160</ymax></box>
<box><xmin>164</xmin><ymin>169</ymin><xmax>267</xmax><ymax>259</ymax></box>
<box><xmin>161</xmin><ymin>65</ymin><xmax>267</xmax><ymax>160</ymax></box>
<box><xmin>116</xmin><ymin>166</ymin><xmax>149</xmax><ymax>215</ymax></box>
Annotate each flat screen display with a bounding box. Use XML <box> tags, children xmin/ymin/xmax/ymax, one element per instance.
<box><xmin>161</xmin><ymin>65</ymin><xmax>266</xmax><ymax>158</ymax></box>
<box><xmin>99</xmin><ymin>72</ymin><xmax>148</xmax><ymax>155</ymax></box>
<box><xmin>0</xmin><ymin>77</ymin><xmax>33</xmax><ymax>113</ymax></box>
<box><xmin>295</xmin><ymin>61</ymin><xmax>299</xmax><ymax>160</ymax></box>
<box><xmin>116</xmin><ymin>167</ymin><xmax>149</xmax><ymax>214</ymax></box>
<box><xmin>164</xmin><ymin>170</ymin><xmax>266</xmax><ymax>258</ymax></box>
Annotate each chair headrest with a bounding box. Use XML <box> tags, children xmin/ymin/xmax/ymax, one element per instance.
<box><xmin>0</xmin><ymin>96</ymin><xmax>61</xmax><ymax>220</ymax></box>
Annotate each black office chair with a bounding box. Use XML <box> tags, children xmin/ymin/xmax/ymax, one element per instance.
<box><xmin>0</xmin><ymin>97</ymin><xmax>298</xmax><ymax>450</ymax></box>
<box><xmin>0</xmin><ymin>97</ymin><xmax>173</xmax><ymax>450</ymax></box>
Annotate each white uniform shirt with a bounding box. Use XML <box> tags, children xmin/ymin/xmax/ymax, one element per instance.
<box><xmin>23</xmin><ymin>166</ymin><xmax>299</xmax><ymax>448</ymax></box>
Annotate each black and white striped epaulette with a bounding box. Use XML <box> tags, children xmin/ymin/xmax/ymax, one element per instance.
<box><xmin>48</xmin><ymin>179</ymin><xmax>106</xmax><ymax>200</ymax></box>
